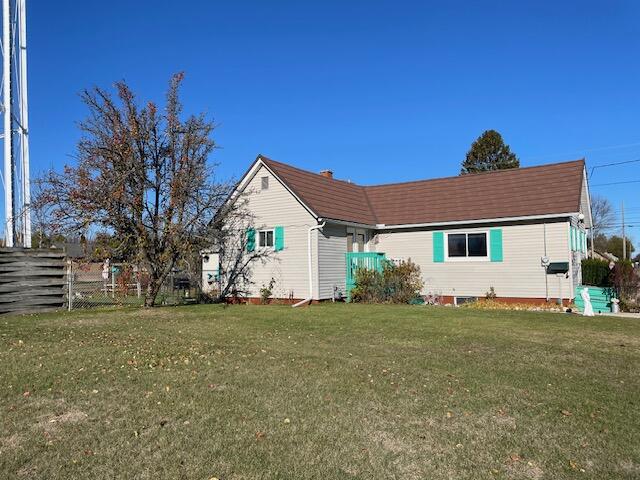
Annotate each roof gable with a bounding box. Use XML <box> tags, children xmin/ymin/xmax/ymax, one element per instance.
<box><xmin>259</xmin><ymin>157</ymin><xmax>378</xmax><ymax>225</ymax></box>
<box><xmin>251</xmin><ymin>155</ymin><xmax>585</xmax><ymax>227</ymax></box>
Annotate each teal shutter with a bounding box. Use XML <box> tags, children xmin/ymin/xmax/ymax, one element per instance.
<box><xmin>246</xmin><ymin>228</ymin><xmax>256</xmax><ymax>252</ymax></box>
<box><xmin>274</xmin><ymin>226</ymin><xmax>284</xmax><ymax>251</ymax></box>
<box><xmin>569</xmin><ymin>227</ymin><xmax>573</xmax><ymax>251</ymax></box>
<box><xmin>571</xmin><ymin>227</ymin><xmax>576</xmax><ymax>251</ymax></box>
<box><xmin>433</xmin><ymin>231</ymin><xmax>444</xmax><ymax>263</ymax></box>
<box><xmin>489</xmin><ymin>229</ymin><xmax>503</xmax><ymax>262</ymax></box>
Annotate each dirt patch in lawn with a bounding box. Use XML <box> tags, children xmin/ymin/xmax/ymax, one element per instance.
<box><xmin>0</xmin><ymin>433</ymin><xmax>21</xmax><ymax>450</ymax></box>
<box><xmin>17</xmin><ymin>464</ymin><xmax>37</xmax><ymax>477</ymax></box>
<box><xmin>38</xmin><ymin>409</ymin><xmax>88</xmax><ymax>433</ymax></box>
<box><xmin>505</xmin><ymin>458</ymin><xmax>544</xmax><ymax>480</ymax></box>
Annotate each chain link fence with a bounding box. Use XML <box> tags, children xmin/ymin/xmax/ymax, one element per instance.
<box><xmin>65</xmin><ymin>260</ymin><xmax>202</xmax><ymax>310</ymax></box>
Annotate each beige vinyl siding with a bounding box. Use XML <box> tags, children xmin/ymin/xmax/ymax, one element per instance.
<box><xmin>243</xmin><ymin>165</ymin><xmax>318</xmax><ymax>299</ymax></box>
<box><xmin>375</xmin><ymin>220</ymin><xmax>571</xmax><ymax>299</ymax></box>
<box><xmin>579</xmin><ymin>173</ymin><xmax>592</xmax><ymax>228</ymax></box>
<box><xmin>317</xmin><ymin>223</ymin><xmax>348</xmax><ymax>299</ymax></box>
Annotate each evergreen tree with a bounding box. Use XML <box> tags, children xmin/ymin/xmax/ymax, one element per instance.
<box><xmin>605</xmin><ymin>235</ymin><xmax>635</xmax><ymax>261</ymax></box>
<box><xmin>460</xmin><ymin>130</ymin><xmax>520</xmax><ymax>175</ymax></box>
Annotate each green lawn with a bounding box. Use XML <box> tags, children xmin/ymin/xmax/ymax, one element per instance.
<box><xmin>1</xmin><ymin>305</ymin><xmax>639</xmax><ymax>479</ymax></box>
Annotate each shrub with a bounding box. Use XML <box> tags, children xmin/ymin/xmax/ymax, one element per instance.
<box><xmin>611</xmin><ymin>260</ymin><xmax>639</xmax><ymax>309</ymax></box>
<box><xmin>619</xmin><ymin>298</ymin><xmax>640</xmax><ymax>313</ymax></box>
<box><xmin>350</xmin><ymin>259</ymin><xmax>424</xmax><ymax>304</ymax></box>
<box><xmin>485</xmin><ymin>286</ymin><xmax>497</xmax><ymax>299</ymax></box>
<box><xmin>259</xmin><ymin>278</ymin><xmax>275</xmax><ymax>304</ymax></box>
<box><xmin>581</xmin><ymin>258</ymin><xmax>612</xmax><ymax>287</ymax></box>
<box><xmin>349</xmin><ymin>268</ymin><xmax>384</xmax><ymax>303</ymax></box>
<box><xmin>116</xmin><ymin>264</ymin><xmax>133</xmax><ymax>296</ymax></box>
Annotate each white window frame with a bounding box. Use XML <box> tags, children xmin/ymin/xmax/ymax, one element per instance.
<box><xmin>258</xmin><ymin>229</ymin><xmax>275</xmax><ymax>250</ymax></box>
<box><xmin>445</xmin><ymin>230</ymin><xmax>490</xmax><ymax>262</ymax></box>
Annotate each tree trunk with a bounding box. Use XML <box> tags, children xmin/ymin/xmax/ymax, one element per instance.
<box><xmin>144</xmin><ymin>274</ymin><xmax>162</xmax><ymax>307</ymax></box>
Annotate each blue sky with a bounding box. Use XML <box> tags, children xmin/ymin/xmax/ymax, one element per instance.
<box><xmin>21</xmin><ymin>1</ymin><xmax>640</xmax><ymax>245</ymax></box>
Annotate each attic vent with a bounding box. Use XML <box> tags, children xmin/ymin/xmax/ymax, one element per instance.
<box><xmin>261</xmin><ymin>176</ymin><xmax>269</xmax><ymax>190</ymax></box>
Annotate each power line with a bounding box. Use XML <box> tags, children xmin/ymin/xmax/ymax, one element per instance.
<box><xmin>589</xmin><ymin>158</ymin><xmax>640</xmax><ymax>178</ymax></box>
<box><xmin>524</xmin><ymin>141</ymin><xmax>640</xmax><ymax>163</ymax></box>
<box><xmin>591</xmin><ymin>179</ymin><xmax>640</xmax><ymax>187</ymax></box>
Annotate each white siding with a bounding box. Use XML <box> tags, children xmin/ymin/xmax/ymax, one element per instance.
<box><xmin>376</xmin><ymin>221</ymin><xmax>571</xmax><ymax>300</ymax></box>
<box><xmin>317</xmin><ymin>223</ymin><xmax>348</xmax><ymax>299</ymax></box>
<box><xmin>242</xmin><ymin>165</ymin><xmax>318</xmax><ymax>299</ymax></box>
<box><xmin>236</xmin><ymin>162</ymin><xmax>580</xmax><ymax>302</ymax></box>
<box><xmin>580</xmin><ymin>171</ymin><xmax>592</xmax><ymax>228</ymax></box>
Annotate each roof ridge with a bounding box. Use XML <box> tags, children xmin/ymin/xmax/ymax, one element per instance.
<box><xmin>259</xmin><ymin>154</ymin><xmax>585</xmax><ymax>190</ymax></box>
<box><xmin>255</xmin><ymin>154</ymin><xmax>585</xmax><ymax>227</ymax></box>
<box><xmin>364</xmin><ymin>159</ymin><xmax>585</xmax><ymax>189</ymax></box>
<box><xmin>259</xmin><ymin>155</ymin><xmax>364</xmax><ymax>187</ymax></box>
<box><xmin>361</xmin><ymin>188</ymin><xmax>379</xmax><ymax>225</ymax></box>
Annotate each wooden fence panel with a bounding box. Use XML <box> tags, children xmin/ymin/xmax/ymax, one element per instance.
<box><xmin>0</xmin><ymin>248</ymin><xmax>66</xmax><ymax>314</ymax></box>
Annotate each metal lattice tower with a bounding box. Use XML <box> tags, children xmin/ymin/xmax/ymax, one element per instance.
<box><xmin>1</xmin><ymin>0</ymin><xmax>30</xmax><ymax>248</ymax></box>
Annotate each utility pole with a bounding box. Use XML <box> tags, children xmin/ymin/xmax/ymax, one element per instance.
<box><xmin>621</xmin><ymin>201</ymin><xmax>626</xmax><ymax>261</ymax></box>
<box><xmin>18</xmin><ymin>0</ymin><xmax>30</xmax><ymax>247</ymax></box>
<box><xmin>1</xmin><ymin>0</ymin><xmax>31</xmax><ymax>247</ymax></box>
<box><xmin>2</xmin><ymin>0</ymin><xmax>13</xmax><ymax>247</ymax></box>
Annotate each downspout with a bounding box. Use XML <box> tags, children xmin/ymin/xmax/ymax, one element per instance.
<box><xmin>543</xmin><ymin>222</ymin><xmax>549</xmax><ymax>302</ymax></box>
<box><xmin>567</xmin><ymin>220</ymin><xmax>574</xmax><ymax>306</ymax></box>
<box><xmin>292</xmin><ymin>220</ymin><xmax>325</xmax><ymax>307</ymax></box>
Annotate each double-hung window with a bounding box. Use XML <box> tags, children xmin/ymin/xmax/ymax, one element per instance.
<box><xmin>258</xmin><ymin>229</ymin><xmax>274</xmax><ymax>249</ymax></box>
<box><xmin>446</xmin><ymin>232</ymin><xmax>488</xmax><ymax>259</ymax></box>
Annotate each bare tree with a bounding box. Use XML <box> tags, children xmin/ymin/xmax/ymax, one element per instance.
<box><xmin>30</xmin><ymin>182</ymin><xmax>65</xmax><ymax>248</ymax></box>
<box><xmin>590</xmin><ymin>194</ymin><xmax>616</xmax><ymax>240</ymax></box>
<box><xmin>212</xmin><ymin>198</ymin><xmax>274</xmax><ymax>300</ymax></box>
<box><xmin>37</xmin><ymin>74</ymin><xmax>262</xmax><ymax>306</ymax></box>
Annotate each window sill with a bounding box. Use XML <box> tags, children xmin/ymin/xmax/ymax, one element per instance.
<box><xmin>444</xmin><ymin>257</ymin><xmax>490</xmax><ymax>262</ymax></box>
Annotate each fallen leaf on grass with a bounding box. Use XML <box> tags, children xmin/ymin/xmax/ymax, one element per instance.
<box><xmin>561</xmin><ymin>410</ymin><xmax>572</xmax><ymax>417</ymax></box>
<box><xmin>255</xmin><ymin>431</ymin><xmax>266</xmax><ymax>441</ymax></box>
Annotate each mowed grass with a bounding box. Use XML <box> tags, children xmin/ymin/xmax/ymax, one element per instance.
<box><xmin>1</xmin><ymin>305</ymin><xmax>639</xmax><ymax>479</ymax></box>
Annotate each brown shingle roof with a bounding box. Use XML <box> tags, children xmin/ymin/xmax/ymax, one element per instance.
<box><xmin>259</xmin><ymin>155</ymin><xmax>585</xmax><ymax>226</ymax></box>
<box><xmin>261</xmin><ymin>157</ymin><xmax>378</xmax><ymax>225</ymax></box>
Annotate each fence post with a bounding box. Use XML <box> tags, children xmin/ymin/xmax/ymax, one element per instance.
<box><xmin>135</xmin><ymin>265</ymin><xmax>141</xmax><ymax>298</ymax></box>
<box><xmin>111</xmin><ymin>268</ymin><xmax>115</xmax><ymax>299</ymax></box>
<box><xmin>67</xmin><ymin>260</ymin><xmax>73</xmax><ymax>311</ymax></box>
